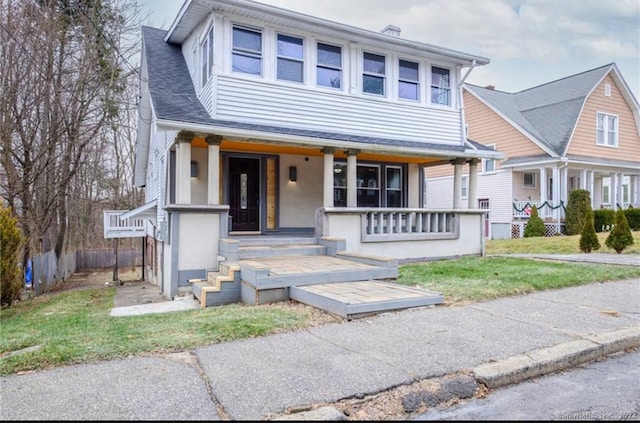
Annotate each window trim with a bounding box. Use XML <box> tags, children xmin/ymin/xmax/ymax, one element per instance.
<box><xmin>596</xmin><ymin>112</ymin><xmax>618</xmax><ymax>147</ymax></box>
<box><xmin>362</xmin><ymin>51</ymin><xmax>386</xmax><ymax>96</ymax></box>
<box><xmin>316</xmin><ymin>41</ymin><xmax>343</xmax><ymax>89</ymax></box>
<box><xmin>231</xmin><ymin>24</ymin><xmax>263</xmax><ymax>76</ymax></box>
<box><xmin>398</xmin><ymin>58</ymin><xmax>419</xmax><ymax>101</ymax></box>
<box><xmin>200</xmin><ymin>24</ymin><xmax>214</xmax><ymax>87</ymax></box>
<box><xmin>523</xmin><ymin>172</ymin><xmax>536</xmax><ymax>188</ymax></box>
<box><xmin>430</xmin><ymin>65</ymin><xmax>451</xmax><ymax>106</ymax></box>
<box><xmin>276</xmin><ymin>32</ymin><xmax>304</xmax><ymax>83</ymax></box>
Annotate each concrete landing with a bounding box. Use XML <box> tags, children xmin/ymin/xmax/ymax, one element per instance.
<box><xmin>290</xmin><ymin>280</ymin><xmax>444</xmax><ymax>320</ymax></box>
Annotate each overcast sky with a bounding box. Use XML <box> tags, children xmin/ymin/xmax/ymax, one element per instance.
<box><xmin>137</xmin><ymin>0</ymin><xmax>640</xmax><ymax>99</ymax></box>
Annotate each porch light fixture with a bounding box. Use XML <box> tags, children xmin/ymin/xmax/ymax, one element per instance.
<box><xmin>190</xmin><ymin>161</ymin><xmax>198</xmax><ymax>178</ymax></box>
<box><xmin>289</xmin><ymin>166</ymin><xmax>297</xmax><ymax>182</ymax></box>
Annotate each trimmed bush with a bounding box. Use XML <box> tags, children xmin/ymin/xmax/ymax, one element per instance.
<box><xmin>565</xmin><ymin>189</ymin><xmax>591</xmax><ymax>235</ymax></box>
<box><xmin>1</xmin><ymin>206</ymin><xmax>23</xmax><ymax>307</ymax></box>
<box><xmin>606</xmin><ymin>207</ymin><xmax>634</xmax><ymax>253</ymax></box>
<box><xmin>625</xmin><ymin>206</ymin><xmax>640</xmax><ymax>231</ymax></box>
<box><xmin>593</xmin><ymin>209</ymin><xmax>615</xmax><ymax>232</ymax></box>
<box><xmin>579</xmin><ymin>204</ymin><xmax>600</xmax><ymax>253</ymax></box>
<box><xmin>524</xmin><ymin>205</ymin><xmax>546</xmax><ymax>237</ymax></box>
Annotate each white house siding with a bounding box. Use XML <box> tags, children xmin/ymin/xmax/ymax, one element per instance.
<box><xmin>511</xmin><ymin>171</ymin><xmax>540</xmax><ymax>203</ymax></box>
<box><xmin>215</xmin><ymin>76</ymin><xmax>464</xmax><ymax>145</ymax></box>
<box><xmin>423</xmin><ymin>176</ymin><xmax>455</xmax><ymax>209</ymax></box>
<box><xmin>279</xmin><ymin>154</ymin><xmax>323</xmax><ymax>228</ymax></box>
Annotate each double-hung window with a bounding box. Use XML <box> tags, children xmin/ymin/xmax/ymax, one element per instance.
<box><xmin>232</xmin><ymin>25</ymin><xmax>262</xmax><ymax>76</ymax></box>
<box><xmin>386</xmin><ymin>166</ymin><xmax>403</xmax><ymax>206</ymax></box>
<box><xmin>201</xmin><ymin>26</ymin><xmax>214</xmax><ymax>86</ymax></box>
<box><xmin>431</xmin><ymin>66</ymin><xmax>450</xmax><ymax>106</ymax></box>
<box><xmin>398</xmin><ymin>59</ymin><xmax>419</xmax><ymax>101</ymax></box>
<box><xmin>317</xmin><ymin>42</ymin><xmax>342</xmax><ymax>89</ymax></box>
<box><xmin>277</xmin><ymin>34</ymin><xmax>303</xmax><ymax>83</ymax></box>
<box><xmin>483</xmin><ymin>145</ymin><xmax>496</xmax><ymax>173</ymax></box>
<box><xmin>596</xmin><ymin>112</ymin><xmax>618</xmax><ymax>147</ymax></box>
<box><xmin>363</xmin><ymin>52</ymin><xmax>385</xmax><ymax>96</ymax></box>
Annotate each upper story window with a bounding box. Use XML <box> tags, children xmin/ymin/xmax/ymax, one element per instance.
<box><xmin>596</xmin><ymin>112</ymin><xmax>618</xmax><ymax>147</ymax></box>
<box><xmin>398</xmin><ymin>59</ymin><xmax>419</xmax><ymax>101</ymax></box>
<box><xmin>483</xmin><ymin>144</ymin><xmax>496</xmax><ymax>173</ymax></box>
<box><xmin>232</xmin><ymin>25</ymin><xmax>262</xmax><ymax>76</ymax></box>
<box><xmin>363</xmin><ymin>52</ymin><xmax>385</xmax><ymax>96</ymax></box>
<box><xmin>317</xmin><ymin>42</ymin><xmax>342</xmax><ymax>89</ymax></box>
<box><xmin>277</xmin><ymin>34</ymin><xmax>304</xmax><ymax>83</ymax></box>
<box><xmin>431</xmin><ymin>66</ymin><xmax>450</xmax><ymax>106</ymax></box>
<box><xmin>201</xmin><ymin>25</ymin><xmax>214</xmax><ymax>86</ymax></box>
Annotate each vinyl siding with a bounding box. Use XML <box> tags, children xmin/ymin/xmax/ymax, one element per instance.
<box><xmin>567</xmin><ymin>74</ymin><xmax>640</xmax><ymax>163</ymax></box>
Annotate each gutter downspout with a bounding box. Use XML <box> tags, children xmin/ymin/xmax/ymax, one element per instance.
<box><xmin>458</xmin><ymin>60</ymin><xmax>477</xmax><ymax>147</ymax></box>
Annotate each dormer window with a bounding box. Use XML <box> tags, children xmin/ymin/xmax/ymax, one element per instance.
<box><xmin>277</xmin><ymin>34</ymin><xmax>304</xmax><ymax>83</ymax></box>
<box><xmin>317</xmin><ymin>42</ymin><xmax>342</xmax><ymax>89</ymax></box>
<box><xmin>363</xmin><ymin>52</ymin><xmax>385</xmax><ymax>96</ymax></box>
<box><xmin>232</xmin><ymin>25</ymin><xmax>262</xmax><ymax>76</ymax></box>
<box><xmin>431</xmin><ymin>66</ymin><xmax>450</xmax><ymax>106</ymax></box>
<box><xmin>201</xmin><ymin>25</ymin><xmax>213</xmax><ymax>86</ymax></box>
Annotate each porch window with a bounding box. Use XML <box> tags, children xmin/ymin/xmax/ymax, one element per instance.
<box><xmin>431</xmin><ymin>66</ymin><xmax>450</xmax><ymax>106</ymax></box>
<box><xmin>232</xmin><ymin>25</ymin><xmax>262</xmax><ymax>76</ymax></box>
<box><xmin>201</xmin><ymin>25</ymin><xmax>214</xmax><ymax>86</ymax></box>
<box><xmin>333</xmin><ymin>163</ymin><xmax>347</xmax><ymax>207</ymax></box>
<box><xmin>334</xmin><ymin>162</ymin><xmax>405</xmax><ymax>207</ymax></box>
<box><xmin>277</xmin><ymin>34</ymin><xmax>304</xmax><ymax>83</ymax></box>
<box><xmin>363</xmin><ymin>52</ymin><xmax>385</xmax><ymax>96</ymax></box>
<box><xmin>603</xmin><ymin>185</ymin><xmax>610</xmax><ymax>204</ymax></box>
<box><xmin>596</xmin><ymin>112</ymin><xmax>618</xmax><ymax>147</ymax></box>
<box><xmin>357</xmin><ymin>165</ymin><xmax>380</xmax><ymax>207</ymax></box>
<box><xmin>386</xmin><ymin>166</ymin><xmax>403</xmax><ymax>206</ymax></box>
<box><xmin>317</xmin><ymin>42</ymin><xmax>342</xmax><ymax>89</ymax></box>
<box><xmin>524</xmin><ymin>173</ymin><xmax>536</xmax><ymax>187</ymax></box>
<box><xmin>398</xmin><ymin>59</ymin><xmax>419</xmax><ymax>101</ymax></box>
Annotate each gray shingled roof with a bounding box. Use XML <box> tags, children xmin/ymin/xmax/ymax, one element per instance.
<box><xmin>142</xmin><ymin>26</ymin><xmax>498</xmax><ymax>156</ymax></box>
<box><xmin>465</xmin><ymin>64</ymin><xmax>613</xmax><ymax>156</ymax></box>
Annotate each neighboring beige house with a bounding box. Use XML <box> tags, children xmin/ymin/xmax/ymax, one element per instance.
<box><xmin>104</xmin><ymin>0</ymin><xmax>504</xmax><ymax>304</ymax></box>
<box><xmin>424</xmin><ymin>63</ymin><xmax>640</xmax><ymax>240</ymax></box>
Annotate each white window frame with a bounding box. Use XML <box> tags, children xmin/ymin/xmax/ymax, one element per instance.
<box><xmin>316</xmin><ymin>42</ymin><xmax>342</xmax><ymax>89</ymax></box>
<box><xmin>596</xmin><ymin>112</ymin><xmax>618</xmax><ymax>147</ymax></box>
<box><xmin>523</xmin><ymin>172</ymin><xmax>536</xmax><ymax>187</ymax></box>
<box><xmin>276</xmin><ymin>33</ymin><xmax>304</xmax><ymax>83</ymax></box>
<box><xmin>232</xmin><ymin>25</ymin><xmax>263</xmax><ymax>76</ymax></box>
<box><xmin>362</xmin><ymin>51</ymin><xmax>386</xmax><ymax>96</ymax></box>
<box><xmin>461</xmin><ymin>175</ymin><xmax>468</xmax><ymax>199</ymax></box>
<box><xmin>200</xmin><ymin>24</ymin><xmax>214</xmax><ymax>87</ymax></box>
<box><xmin>482</xmin><ymin>144</ymin><xmax>496</xmax><ymax>173</ymax></box>
<box><xmin>431</xmin><ymin>66</ymin><xmax>451</xmax><ymax>106</ymax></box>
<box><xmin>604</xmin><ymin>83</ymin><xmax>611</xmax><ymax>97</ymax></box>
<box><xmin>398</xmin><ymin>59</ymin><xmax>419</xmax><ymax>101</ymax></box>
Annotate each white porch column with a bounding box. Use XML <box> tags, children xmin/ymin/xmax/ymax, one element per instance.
<box><xmin>617</xmin><ymin>173</ymin><xmax>624</xmax><ymax>207</ymax></box>
<box><xmin>452</xmin><ymin>158</ymin><xmax>464</xmax><ymax>209</ymax></box>
<box><xmin>346</xmin><ymin>150</ymin><xmax>359</xmax><ymax>207</ymax></box>
<box><xmin>560</xmin><ymin>165</ymin><xmax>568</xmax><ymax>209</ymax></box>
<box><xmin>610</xmin><ymin>172</ymin><xmax>618</xmax><ymax>208</ymax></box>
<box><xmin>634</xmin><ymin>175</ymin><xmax>640</xmax><ymax>206</ymax></box>
<box><xmin>580</xmin><ymin>169</ymin><xmax>587</xmax><ymax>189</ymax></box>
<box><xmin>467</xmin><ymin>159</ymin><xmax>479</xmax><ymax>209</ymax></box>
<box><xmin>322</xmin><ymin>148</ymin><xmax>335</xmax><ymax>208</ymax></box>
<box><xmin>539</xmin><ymin>167</ymin><xmax>547</xmax><ymax>203</ymax></box>
<box><xmin>588</xmin><ymin>171</ymin><xmax>595</xmax><ymax>207</ymax></box>
<box><xmin>206</xmin><ymin>135</ymin><xmax>222</xmax><ymax>205</ymax></box>
<box><xmin>176</xmin><ymin>131</ymin><xmax>193</xmax><ymax>204</ymax></box>
<box><xmin>552</xmin><ymin>166</ymin><xmax>560</xmax><ymax>223</ymax></box>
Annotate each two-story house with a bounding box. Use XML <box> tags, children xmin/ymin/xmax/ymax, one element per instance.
<box><xmin>425</xmin><ymin>63</ymin><xmax>640</xmax><ymax>239</ymax></box>
<box><xmin>107</xmin><ymin>0</ymin><xmax>504</xmax><ymax>306</ymax></box>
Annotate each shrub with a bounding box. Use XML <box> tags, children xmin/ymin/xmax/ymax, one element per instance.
<box><xmin>1</xmin><ymin>206</ymin><xmax>23</xmax><ymax>307</ymax></box>
<box><xmin>624</xmin><ymin>206</ymin><xmax>640</xmax><ymax>231</ymax></box>
<box><xmin>605</xmin><ymin>207</ymin><xmax>634</xmax><ymax>253</ymax></box>
<box><xmin>593</xmin><ymin>209</ymin><xmax>615</xmax><ymax>233</ymax></box>
<box><xmin>524</xmin><ymin>205</ymin><xmax>546</xmax><ymax>237</ymax></box>
<box><xmin>565</xmin><ymin>189</ymin><xmax>591</xmax><ymax>235</ymax></box>
<box><xmin>579</xmin><ymin>204</ymin><xmax>600</xmax><ymax>253</ymax></box>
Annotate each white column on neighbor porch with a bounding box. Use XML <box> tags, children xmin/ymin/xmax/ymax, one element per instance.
<box><xmin>610</xmin><ymin>172</ymin><xmax>618</xmax><ymax>208</ymax></box>
<box><xmin>634</xmin><ymin>175</ymin><xmax>640</xmax><ymax>206</ymax></box>
<box><xmin>552</xmin><ymin>166</ymin><xmax>560</xmax><ymax>221</ymax></box>
<box><xmin>467</xmin><ymin>159</ymin><xmax>479</xmax><ymax>209</ymax></box>
<box><xmin>617</xmin><ymin>172</ymin><xmax>624</xmax><ymax>207</ymax></box>
<box><xmin>452</xmin><ymin>158</ymin><xmax>464</xmax><ymax>209</ymax></box>
<box><xmin>346</xmin><ymin>150</ymin><xmax>359</xmax><ymax>207</ymax></box>
<box><xmin>322</xmin><ymin>148</ymin><xmax>335</xmax><ymax>208</ymax></box>
<box><xmin>580</xmin><ymin>169</ymin><xmax>587</xmax><ymax>189</ymax></box>
<box><xmin>206</xmin><ymin>135</ymin><xmax>222</xmax><ymax>205</ymax></box>
<box><xmin>560</xmin><ymin>165</ymin><xmax>568</xmax><ymax>209</ymax></box>
<box><xmin>176</xmin><ymin>131</ymin><xmax>193</xmax><ymax>204</ymax></box>
<box><xmin>588</xmin><ymin>171</ymin><xmax>595</xmax><ymax>207</ymax></box>
<box><xmin>539</xmin><ymin>167</ymin><xmax>547</xmax><ymax>204</ymax></box>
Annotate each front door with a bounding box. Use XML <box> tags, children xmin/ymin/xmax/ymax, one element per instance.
<box><xmin>229</xmin><ymin>157</ymin><xmax>260</xmax><ymax>232</ymax></box>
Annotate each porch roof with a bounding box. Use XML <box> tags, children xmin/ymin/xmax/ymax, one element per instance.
<box><xmin>141</xmin><ymin>26</ymin><xmax>503</xmax><ymax>163</ymax></box>
<box><xmin>119</xmin><ymin>200</ymin><xmax>158</xmax><ymax>223</ymax></box>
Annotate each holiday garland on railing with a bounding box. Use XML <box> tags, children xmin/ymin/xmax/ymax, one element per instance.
<box><xmin>512</xmin><ymin>200</ymin><xmax>566</xmax><ymax>213</ymax></box>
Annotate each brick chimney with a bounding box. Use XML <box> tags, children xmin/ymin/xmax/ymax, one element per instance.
<box><xmin>380</xmin><ymin>25</ymin><xmax>401</xmax><ymax>37</ymax></box>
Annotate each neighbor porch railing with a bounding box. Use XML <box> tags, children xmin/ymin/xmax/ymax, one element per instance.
<box><xmin>512</xmin><ymin>200</ymin><xmax>565</xmax><ymax>220</ymax></box>
<box><xmin>103</xmin><ymin>210</ymin><xmax>147</xmax><ymax>239</ymax></box>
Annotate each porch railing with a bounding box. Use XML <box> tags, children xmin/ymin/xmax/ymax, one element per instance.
<box><xmin>103</xmin><ymin>210</ymin><xmax>147</xmax><ymax>239</ymax></box>
<box><xmin>361</xmin><ymin>209</ymin><xmax>459</xmax><ymax>242</ymax></box>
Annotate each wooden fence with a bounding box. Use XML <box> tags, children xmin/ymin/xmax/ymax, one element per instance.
<box><xmin>75</xmin><ymin>249</ymin><xmax>143</xmax><ymax>270</ymax></box>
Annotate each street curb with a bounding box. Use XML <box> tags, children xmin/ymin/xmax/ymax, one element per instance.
<box><xmin>473</xmin><ymin>325</ymin><xmax>640</xmax><ymax>389</ymax></box>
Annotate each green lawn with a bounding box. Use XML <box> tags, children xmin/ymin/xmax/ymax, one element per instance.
<box><xmin>1</xmin><ymin>231</ymin><xmax>638</xmax><ymax>376</ymax></box>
